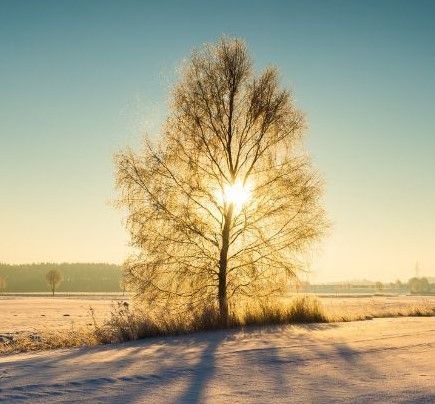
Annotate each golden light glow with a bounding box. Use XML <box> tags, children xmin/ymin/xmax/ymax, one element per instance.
<box><xmin>220</xmin><ymin>180</ymin><xmax>252</xmax><ymax>212</ymax></box>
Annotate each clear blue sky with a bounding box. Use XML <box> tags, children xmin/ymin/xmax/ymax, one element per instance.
<box><xmin>1</xmin><ymin>0</ymin><xmax>434</xmax><ymax>281</ymax></box>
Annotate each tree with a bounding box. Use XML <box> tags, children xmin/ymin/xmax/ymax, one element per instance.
<box><xmin>0</xmin><ymin>276</ymin><xmax>6</xmax><ymax>294</ymax></box>
<box><xmin>46</xmin><ymin>269</ymin><xmax>62</xmax><ymax>296</ymax></box>
<box><xmin>395</xmin><ymin>279</ymin><xmax>403</xmax><ymax>291</ymax></box>
<box><xmin>375</xmin><ymin>281</ymin><xmax>384</xmax><ymax>292</ymax></box>
<box><xmin>419</xmin><ymin>277</ymin><xmax>430</xmax><ymax>293</ymax></box>
<box><xmin>116</xmin><ymin>37</ymin><xmax>327</xmax><ymax>324</ymax></box>
<box><xmin>408</xmin><ymin>277</ymin><xmax>430</xmax><ymax>294</ymax></box>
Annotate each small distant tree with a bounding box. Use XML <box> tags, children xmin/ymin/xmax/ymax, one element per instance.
<box><xmin>408</xmin><ymin>277</ymin><xmax>419</xmax><ymax>293</ymax></box>
<box><xmin>375</xmin><ymin>281</ymin><xmax>384</xmax><ymax>292</ymax></box>
<box><xmin>408</xmin><ymin>277</ymin><xmax>430</xmax><ymax>294</ymax></box>
<box><xmin>0</xmin><ymin>276</ymin><xmax>6</xmax><ymax>294</ymax></box>
<box><xmin>46</xmin><ymin>269</ymin><xmax>62</xmax><ymax>296</ymax></box>
<box><xmin>419</xmin><ymin>277</ymin><xmax>430</xmax><ymax>293</ymax></box>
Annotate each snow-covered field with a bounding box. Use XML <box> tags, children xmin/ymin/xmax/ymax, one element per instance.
<box><xmin>0</xmin><ymin>295</ymin><xmax>432</xmax><ymax>334</ymax></box>
<box><xmin>0</xmin><ymin>296</ymin><xmax>124</xmax><ymax>334</ymax></box>
<box><xmin>0</xmin><ymin>317</ymin><xmax>433</xmax><ymax>402</ymax></box>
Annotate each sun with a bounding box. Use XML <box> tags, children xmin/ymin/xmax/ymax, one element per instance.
<box><xmin>221</xmin><ymin>180</ymin><xmax>252</xmax><ymax>212</ymax></box>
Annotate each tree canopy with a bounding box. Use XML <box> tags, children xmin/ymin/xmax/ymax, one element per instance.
<box><xmin>46</xmin><ymin>269</ymin><xmax>62</xmax><ymax>296</ymax></box>
<box><xmin>116</xmin><ymin>37</ymin><xmax>327</xmax><ymax>323</ymax></box>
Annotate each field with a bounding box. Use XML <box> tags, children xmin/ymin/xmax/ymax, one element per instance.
<box><xmin>0</xmin><ymin>316</ymin><xmax>433</xmax><ymax>402</ymax></box>
<box><xmin>0</xmin><ymin>294</ymin><xmax>125</xmax><ymax>335</ymax></box>
<box><xmin>0</xmin><ymin>295</ymin><xmax>434</xmax><ymax>402</ymax></box>
<box><xmin>0</xmin><ymin>294</ymin><xmax>433</xmax><ymax>336</ymax></box>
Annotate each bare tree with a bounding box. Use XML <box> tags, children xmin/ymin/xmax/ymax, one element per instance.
<box><xmin>46</xmin><ymin>269</ymin><xmax>62</xmax><ymax>296</ymax></box>
<box><xmin>116</xmin><ymin>37</ymin><xmax>327</xmax><ymax>324</ymax></box>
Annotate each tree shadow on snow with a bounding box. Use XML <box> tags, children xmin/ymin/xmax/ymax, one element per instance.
<box><xmin>0</xmin><ymin>323</ymin><xmax>385</xmax><ymax>403</ymax></box>
<box><xmin>176</xmin><ymin>332</ymin><xmax>226</xmax><ymax>403</ymax></box>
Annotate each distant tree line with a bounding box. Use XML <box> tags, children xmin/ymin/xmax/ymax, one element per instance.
<box><xmin>0</xmin><ymin>263</ymin><xmax>122</xmax><ymax>293</ymax></box>
<box><xmin>0</xmin><ymin>264</ymin><xmax>432</xmax><ymax>295</ymax></box>
<box><xmin>293</xmin><ymin>277</ymin><xmax>435</xmax><ymax>295</ymax></box>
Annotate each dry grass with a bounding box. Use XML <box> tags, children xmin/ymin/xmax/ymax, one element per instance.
<box><xmin>92</xmin><ymin>302</ymin><xmax>226</xmax><ymax>344</ymax></box>
<box><xmin>326</xmin><ymin>298</ymin><xmax>435</xmax><ymax>322</ymax></box>
<box><xmin>1</xmin><ymin>295</ymin><xmax>433</xmax><ymax>353</ymax></box>
<box><xmin>241</xmin><ymin>295</ymin><xmax>328</xmax><ymax>326</ymax></box>
<box><xmin>0</xmin><ymin>328</ymin><xmax>98</xmax><ymax>354</ymax></box>
<box><xmin>78</xmin><ymin>295</ymin><xmax>435</xmax><ymax>344</ymax></box>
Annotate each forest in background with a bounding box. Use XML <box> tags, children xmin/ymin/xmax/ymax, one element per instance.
<box><xmin>0</xmin><ymin>263</ymin><xmax>432</xmax><ymax>294</ymax></box>
<box><xmin>0</xmin><ymin>263</ymin><xmax>122</xmax><ymax>293</ymax></box>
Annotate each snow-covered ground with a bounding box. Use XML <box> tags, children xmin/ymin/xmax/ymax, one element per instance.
<box><xmin>0</xmin><ymin>317</ymin><xmax>433</xmax><ymax>403</ymax></box>
<box><xmin>1</xmin><ymin>295</ymin><xmax>432</xmax><ymax>334</ymax></box>
<box><xmin>0</xmin><ymin>296</ymin><xmax>123</xmax><ymax>333</ymax></box>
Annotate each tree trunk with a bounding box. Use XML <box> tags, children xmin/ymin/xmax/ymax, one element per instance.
<box><xmin>218</xmin><ymin>205</ymin><xmax>233</xmax><ymax>326</ymax></box>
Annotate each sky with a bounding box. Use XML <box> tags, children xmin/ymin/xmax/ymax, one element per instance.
<box><xmin>1</xmin><ymin>0</ymin><xmax>434</xmax><ymax>282</ymax></box>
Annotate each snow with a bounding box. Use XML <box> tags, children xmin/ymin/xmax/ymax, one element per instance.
<box><xmin>1</xmin><ymin>295</ymin><xmax>432</xmax><ymax>334</ymax></box>
<box><xmin>0</xmin><ymin>317</ymin><xmax>434</xmax><ymax>403</ymax></box>
<box><xmin>0</xmin><ymin>296</ymin><xmax>120</xmax><ymax>333</ymax></box>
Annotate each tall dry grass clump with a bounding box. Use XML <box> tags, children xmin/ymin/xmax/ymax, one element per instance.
<box><xmin>92</xmin><ymin>295</ymin><xmax>329</xmax><ymax>344</ymax></box>
<box><xmin>241</xmin><ymin>295</ymin><xmax>328</xmax><ymax>326</ymax></box>
<box><xmin>92</xmin><ymin>301</ymin><xmax>229</xmax><ymax>344</ymax></box>
<box><xmin>0</xmin><ymin>328</ymin><xmax>97</xmax><ymax>354</ymax></box>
